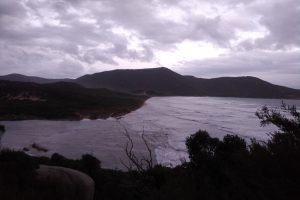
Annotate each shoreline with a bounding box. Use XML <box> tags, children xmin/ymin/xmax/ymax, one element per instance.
<box><xmin>0</xmin><ymin>98</ymin><xmax>149</xmax><ymax>121</ymax></box>
<box><xmin>1</xmin><ymin>118</ymin><xmax>158</xmax><ymax>170</ymax></box>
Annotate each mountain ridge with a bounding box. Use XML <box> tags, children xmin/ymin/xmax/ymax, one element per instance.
<box><xmin>1</xmin><ymin>67</ymin><xmax>300</xmax><ymax>99</ymax></box>
<box><xmin>0</xmin><ymin>73</ymin><xmax>73</xmax><ymax>84</ymax></box>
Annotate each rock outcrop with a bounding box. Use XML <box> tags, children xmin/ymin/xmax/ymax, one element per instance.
<box><xmin>37</xmin><ymin>165</ymin><xmax>95</xmax><ymax>200</ymax></box>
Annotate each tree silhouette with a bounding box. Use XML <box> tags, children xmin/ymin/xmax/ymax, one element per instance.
<box><xmin>256</xmin><ymin>103</ymin><xmax>300</xmax><ymax>156</ymax></box>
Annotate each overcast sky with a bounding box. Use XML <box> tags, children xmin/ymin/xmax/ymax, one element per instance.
<box><xmin>0</xmin><ymin>0</ymin><xmax>299</xmax><ymax>88</ymax></box>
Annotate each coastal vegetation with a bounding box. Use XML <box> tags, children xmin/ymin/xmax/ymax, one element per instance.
<box><xmin>0</xmin><ymin>80</ymin><xmax>148</xmax><ymax>120</ymax></box>
<box><xmin>0</xmin><ymin>104</ymin><xmax>299</xmax><ymax>199</ymax></box>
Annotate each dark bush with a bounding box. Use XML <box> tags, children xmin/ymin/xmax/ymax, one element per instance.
<box><xmin>186</xmin><ymin>130</ymin><xmax>219</xmax><ymax>166</ymax></box>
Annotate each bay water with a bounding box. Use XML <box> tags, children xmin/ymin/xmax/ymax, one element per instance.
<box><xmin>1</xmin><ymin>97</ymin><xmax>300</xmax><ymax>168</ymax></box>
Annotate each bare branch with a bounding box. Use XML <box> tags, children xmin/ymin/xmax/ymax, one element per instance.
<box><xmin>118</xmin><ymin>122</ymin><xmax>154</xmax><ymax>173</ymax></box>
<box><xmin>141</xmin><ymin>130</ymin><xmax>153</xmax><ymax>169</ymax></box>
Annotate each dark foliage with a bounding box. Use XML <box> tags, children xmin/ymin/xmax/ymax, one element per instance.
<box><xmin>186</xmin><ymin>130</ymin><xmax>219</xmax><ymax>165</ymax></box>
<box><xmin>0</xmin><ymin>150</ymin><xmax>38</xmax><ymax>200</ymax></box>
<box><xmin>0</xmin><ymin>124</ymin><xmax>5</xmax><ymax>132</ymax></box>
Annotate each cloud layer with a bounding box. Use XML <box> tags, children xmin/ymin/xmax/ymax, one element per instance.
<box><xmin>0</xmin><ymin>0</ymin><xmax>299</xmax><ymax>88</ymax></box>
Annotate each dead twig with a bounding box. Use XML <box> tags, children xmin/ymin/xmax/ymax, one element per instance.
<box><xmin>119</xmin><ymin>122</ymin><xmax>154</xmax><ymax>172</ymax></box>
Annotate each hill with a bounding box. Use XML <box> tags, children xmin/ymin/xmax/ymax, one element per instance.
<box><xmin>192</xmin><ymin>76</ymin><xmax>300</xmax><ymax>98</ymax></box>
<box><xmin>1</xmin><ymin>68</ymin><xmax>300</xmax><ymax>99</ymax></box>
<box><xmin>0</xmin><ymin>73</ymin><xmax>72</xmax><ymax>84</ymax></box>
<box><xmin>76</xmin><ymin>67</ymin><xmax>192</xmax><ymax>95</ymax></box>
<box><xmin>76</xmin><ymin>67</ymin><xmax>300</xmax><ymax>99</ymax></box>
<box><xmin>0</xmin><ymin>80</ymin><xmax>148</xmax><ymax>120</ymax></box>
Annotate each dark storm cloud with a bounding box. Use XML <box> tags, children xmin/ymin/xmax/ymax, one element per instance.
<box><xmin>105</xmin><ymin>0</ymin><xmax>235</xmax><ymax>46</ymax></box>
<box><xmin>0</xmin><ymin>1</ymin><xmax>26</xmax><ymax>17</ymax></box>
<box><xmin>249</xmin><ymin>0</ymin><xmax>300</xmax><ymax>49</ymax></box>
<box><xmin>181</xmin><ymin>50</ymin><xmax>300</xmax><ymax>75</ymax></box>
<box><xmin>0</xmin><ymin>0</ymin><xmax>236</xmax><ymax>77</ymax></box>
<box><xmin>0</xmin><ymin>0</ymin><xmax>155</xmax><ymax>76</ymax></box>
<box><xmin>0</xmin><ymin>0</ymin><xmax>299</xmax><ymax>88</ymax></box>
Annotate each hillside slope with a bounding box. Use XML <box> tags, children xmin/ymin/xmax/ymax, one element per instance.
<box><xmin>0</xmin><ymin>73</ymin><xmax>72</xmax><ymax>84</ymax></box>
<box><xmin>76</xmin><ymin>67</ymin><xmax>300</xmax><ymax>99</ymax></box>
<box><xmin>76</xmin><ymin>67</ymin><xmax>192</xmax><ymax>95</ymax></box>
<box><xmin>0</xmin><ymin>80</ymin><xmax>148</xmax><ymax>120</ymax></box>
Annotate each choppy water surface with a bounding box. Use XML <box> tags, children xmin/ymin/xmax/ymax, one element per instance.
<box><xmin>2</xmin><ymin>97</ymin><xmax>300</xmax><ymax>168</ymax></box>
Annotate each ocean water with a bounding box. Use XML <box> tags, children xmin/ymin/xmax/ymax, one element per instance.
<box><xmin>1</xmin><ymin>97</ymin><xmax>300</xmax><ymax>168</ymax></box>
